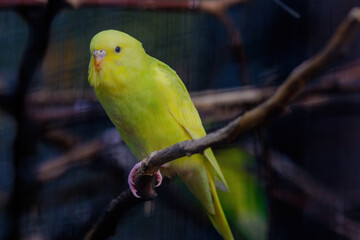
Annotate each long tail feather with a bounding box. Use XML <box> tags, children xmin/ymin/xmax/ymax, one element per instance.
<box><xmin>176</xmin><ymin>155</ymin><xmax>234</xmax><ymax>240</ymax></box>
<box><xmin>206</xmin><ymin>166</ymin><xmax>234</xmax><ymax>240</ymax></box>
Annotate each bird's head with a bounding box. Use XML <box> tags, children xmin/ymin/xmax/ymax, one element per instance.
<box><xmin>88</xmin><ymin>30</ymin><xmax>146</xmax><ymax>87</ymax></box>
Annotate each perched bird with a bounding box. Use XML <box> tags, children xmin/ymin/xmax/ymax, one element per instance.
<box><xmin>88</xmin><ymin>30</ymin><xmax>233</xmax><ymax>240</ymax></box>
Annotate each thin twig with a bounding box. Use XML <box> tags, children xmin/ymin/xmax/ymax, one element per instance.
<box><xmin>85</xmin><ymin>7</ymin><xmax>360</xmax><ymax>240</ymax></box>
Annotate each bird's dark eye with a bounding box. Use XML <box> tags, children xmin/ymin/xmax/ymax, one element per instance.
<box><xmin>115</xmin><ymin>46</ymin><xmax>121</xmax><ymax>53</ymax></box>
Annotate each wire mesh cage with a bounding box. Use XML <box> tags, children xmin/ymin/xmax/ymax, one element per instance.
<box><xmin>1</xmin><ymin>0</ymin><xmax>360</xmax><ymax>240</ymax></box>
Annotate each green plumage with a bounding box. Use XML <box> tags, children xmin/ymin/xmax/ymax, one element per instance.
<box><xmin>88</xmin><ymin>30</ymin><xmax>233</xmax><ymax>240</ymax></box>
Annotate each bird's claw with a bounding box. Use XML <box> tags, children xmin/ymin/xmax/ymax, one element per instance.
<box><xmin>128</xmin><ymin>162</ymin><xmax>163</xmax><ymax>198</ymax></box>
<box><xmin>155</xmin><ymin>170</ymin><xmax>163</xmax><ymax>187</ymax></box>
<box><xmin>128</xmin><ymin>162</ymin><xmax>142</xmax><ymax>198</ymax></box>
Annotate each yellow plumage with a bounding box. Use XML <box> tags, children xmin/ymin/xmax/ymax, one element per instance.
<box><xmin>88</xmin><ymin>30</ymin><xmax>233</xmax><ymax>240</ymax></box>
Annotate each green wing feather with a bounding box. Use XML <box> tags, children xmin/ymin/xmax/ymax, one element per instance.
<box><xmin>152</xmin><ymin>58</ymin><xmax>229</xmax><ymax>191</ymax></box>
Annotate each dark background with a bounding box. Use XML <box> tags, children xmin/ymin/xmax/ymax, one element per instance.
<box><xmin>0</xmin><ymin>0</ymin><xmax>359</xmax><ymax>239</ymax></box>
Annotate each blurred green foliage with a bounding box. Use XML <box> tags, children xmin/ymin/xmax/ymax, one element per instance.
<box><xmin>215</xmin><ymin>147</ymin><xmax>268</xmax><ymax>240</ymax></box>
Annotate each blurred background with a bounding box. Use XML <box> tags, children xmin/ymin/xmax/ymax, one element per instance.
<box><xmin>0</xmin><ymin>0</ymin><xmax>360</xmax><ymax>239</ymax></box>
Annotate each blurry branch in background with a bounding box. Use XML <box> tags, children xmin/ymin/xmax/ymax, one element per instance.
<box><xmin>37</xmin><ymin>139</ymin><xmax>105</xmax><ymax>182</ymax></box>
<box><xmin>4</xmin><ymin>1</ymin><xmax>66</xmax><ymax>240</ymax></box>
<box><xmin>37</xmin><ymin>128</ymin><xmax>136</xmax><ymax>183</ymax></box>
<box><xmin>28</xmin><ymin>89</ymin><xmax>98</xmax><ymax>106</ymax></box>
<box><xmin>30</xmin><ymin>103</ymin><xmax>105</xmax><ymax>128</ymax></box>
<box><xmin>85</xmin><ymin>7</ymin><xmax>360</xmax><ymax>240</ymax></box>
<box><xmin>212</xmin><ymin>11</ymin><xmax>250</xmax><ymax>85</ymax></box>
<box><xmin>269</xmin><ymin>152</ymin><xmax>360</xmax><ymax>239</ymax></box>
<box><xmin>31</xmin><ymin>58</ymin><xmax>360</xmax><ymax>187</ymax></box>
<box><xmin>199</xmin><ymin>0</ymin><xmax>250</xmax><ymax>85</ymax></box>
<box><xmin>194</xmin><ymin>59</ymin><xmax>360</xmax><ymax>122</ymax></box>
<box><xmin>0</xmin><ymin>0</ymin><xmax>251</xmax><ymax>85</ymax></box>
<box><xmin>64</xmin><ymin>0</ymin><xmax>247</xmax><ymax>10</ymax></box>
<box><xmin>253</xmin><ymin>130</ymin><xmax>360</xmax><ymax>239</ymax></box>
<box><xmin>27</xmin><ymin>55</ymin><xmax>360</xmax><ymax>127</ymax></box>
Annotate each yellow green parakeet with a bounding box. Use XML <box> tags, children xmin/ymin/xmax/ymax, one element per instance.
<box><xmin>88</xmin><ymin>30</ymin><xmax>233</xmax><ymax>240</ymax></box>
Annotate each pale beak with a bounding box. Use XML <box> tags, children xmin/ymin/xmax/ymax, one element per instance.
<box><xmin>93</xmin><ymin>49</ymin><xmax>107</xmax><ymax>71</ymax></box>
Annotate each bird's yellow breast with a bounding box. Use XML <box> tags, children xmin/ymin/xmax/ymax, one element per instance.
<box><xmin>93</xmin><ymin>62</ymin><xmax>189</xmax><ymax>160</ymax></box>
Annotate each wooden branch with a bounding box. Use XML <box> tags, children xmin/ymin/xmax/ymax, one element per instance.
<box><xmin>86</xmin><ymin>7</ymin><xmax>360</xmax><ymax>240</ymax></box>
<box><xmin>37</xmin><ymin>71</ymin><xmax>360</xmax><ymax>180</ymax></box>
<box><xmin>133</xmin><ymin>7</ymin><xmax>360</xmax><ymax>198</ymax></box>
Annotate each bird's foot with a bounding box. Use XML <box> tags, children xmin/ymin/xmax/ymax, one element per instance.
<box><xmin>128</xmin><ymin>162</ymin><xmax>163</xmax><ymax>198</ymax></box>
